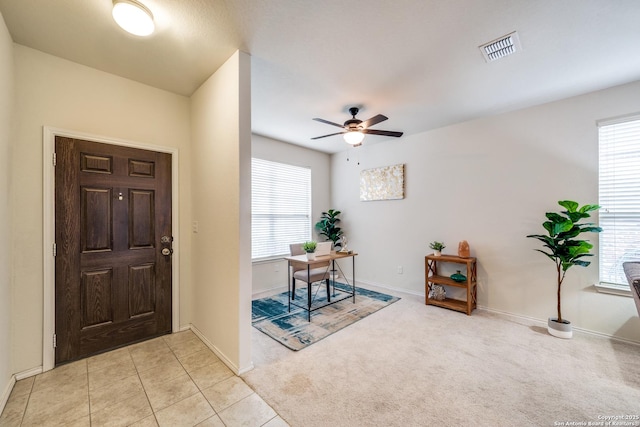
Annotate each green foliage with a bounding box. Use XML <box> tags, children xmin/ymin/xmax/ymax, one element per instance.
<box><xmin>429</xmin><ymin>241</ymin><xmax>446</xmax><ymax>251</ymax></box>
<box><xmin>526</xmin><ymin>200</ymin><xmax>602</xmax><ymax>322</ymax></box>
<box><xmin>315</xmin><ymin>209</ymin><xmax>344</xmax><ymax>248</ymax></box>
<box><xmin>302</xmin><ymin>241</ymin><xmax>317</xmax><ymax>253</ymax></box>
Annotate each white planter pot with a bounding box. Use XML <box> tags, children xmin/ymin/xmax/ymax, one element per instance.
<box><xmin>433</xmin><ymin>250</ymin><xmax>441</xmax><ymax>257</ymax></box>
<box><xmin>306</xmin><ymin>252</ymin><xmax>316</xmax><ymax>261</ymax></box>
<box><xmin>547</xmin><ymin>317</ymin><xmax>572</xmax><ymax>339</ymax></box>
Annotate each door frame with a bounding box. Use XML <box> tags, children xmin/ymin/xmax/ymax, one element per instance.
<box><xmin>42</xmin><ymin>126</ymin><xmax>181</xmax><ymax>372</ymax></box>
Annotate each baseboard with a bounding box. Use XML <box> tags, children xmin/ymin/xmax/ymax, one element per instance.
<box><xmin>478</xmin><ymin>305</ymin><xmax>640</xmax><ymax>346</ymax></box>
<box><xmin>15</xmin><ymin>366</ymin><xmax>42</xmax><ymax>381</ymax></box>
<box><xmin>188</xmin><ymin>324</ymin><xmax>254</xmax><ymax>375</ymax></box>
<box><xmin>351</xmin><ymin>279</ymin><xmax>640</xmax><ymax>345</ymax></box>
<box><xmin>252</xmin><ymin>285</ymin><xmax>288</xmax><ymax>300</ymax></box>
<box><xmin>0</xmin><ymin>374</ymin><xmax>16</xmax><ymax>416</ymax></box>
<box><xmin>354</xmin><ymin>278</ymin><xmax>425</xmax><ymax>298</ymax></box>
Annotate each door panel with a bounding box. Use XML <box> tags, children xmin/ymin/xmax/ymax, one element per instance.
<box><xmin>55</xmin><ymin>137</ymin><xmax>172</xmax><ymax>364</ymax></box>
<box><xmin>129</xmin><ymin>189</ymin><xmax>155</xmax><ymax>248</ymax></box>
<box><xmin>81</xmin><ymin>269</ymin><xmax>113</xmax><ymax>328</ymax></box>
<box><xmin>129</xmin><ymin>263</ymin><xmax>155</xmax><ymax>317</ymax></box>
<box><xmin>81</xmin><ymin>187</ymin><xmax>113</xmax><ymax>252</ymax></box>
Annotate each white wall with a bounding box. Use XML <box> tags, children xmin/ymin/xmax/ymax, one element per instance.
<box><xmin>11</xmin><ymin>45</ymin><xmax>192</xmax><ymax>373</ymax></box>
<box><xmin>190</xmin><ymin>51</ymin><xmax>253</xmax><ymax>373</ymax></box>
<box><xmin>251</xmin><ymin>134</ymin><xmax>332</xmax><ymax>296</ymax></box>
<box><xmin>0</xmin><ymin>11</ymin><xmax>14</xmax><ymax>409</ymax></box>
<box><xmin>332</xmin><ymin>80</ymin><xmax>640</xmax><ymax>343</ymax></box>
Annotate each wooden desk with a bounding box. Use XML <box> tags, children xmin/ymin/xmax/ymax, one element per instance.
<box><xmin>284</xmin><ymin>251</ymin><xmax>358</xmax><ymax>321</ymax></box>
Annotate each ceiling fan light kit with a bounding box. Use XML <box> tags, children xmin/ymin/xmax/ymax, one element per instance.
<box><xmin>344</xmin><ymin>131</ymin><xmax>365</xmax><ymax>145</ymax></box>
<box><xmin>112</xmin><ymin>0</ymin><xmax>155</xmax><ymax>37</ymax></box>
<box><xmin>312</xmin><ymin>107</ymin><xmax>403</xmax><ymax>146</ymax></box>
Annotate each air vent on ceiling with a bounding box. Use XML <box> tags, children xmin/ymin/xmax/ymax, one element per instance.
<box><xmin>480</xmin><ymin>31</ymin><xmax>521</xmax><ymax>62</ymax></box>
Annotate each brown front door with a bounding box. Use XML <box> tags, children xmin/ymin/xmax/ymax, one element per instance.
<box><xmin>55</xmin><ymin>136</ymin><xmax>172</xmax><ymax>365</ymax></box>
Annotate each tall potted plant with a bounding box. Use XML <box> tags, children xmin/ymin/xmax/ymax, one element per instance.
<box><xmin>526</xmin><ymin>200</ymin><xmax>602</xmax><ymax>339</ymax></box>
<box><xmin>315</xmin><ymin>209</ymin><xmax>343</xmax><ymax>249</ymax></box>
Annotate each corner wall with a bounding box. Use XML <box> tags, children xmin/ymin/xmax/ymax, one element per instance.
<box><xmin>190</xmin><ymin>51</ymin><xmax>252</xmax><ymax>373</ymax></box>
<box><xmin>11</xmin><ymin>45</ymin><xmax>192</xmax><ymax>373</ymax></box>
<box><xmin>0</xmin><ymin>11</ymin><xmax>14</xmax><ymax>409</ymax></box>
<box><xmin>332</xmin><ymin>79</ymin><xmax>640</xmax><ymax>343</ymax></box>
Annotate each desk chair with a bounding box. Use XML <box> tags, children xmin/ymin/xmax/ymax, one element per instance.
<box><xmin>289</xmin><ymin>243</ymin><xmax>331</xmax><ymax>302</ymax></box>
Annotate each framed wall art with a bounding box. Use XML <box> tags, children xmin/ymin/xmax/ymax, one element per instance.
<box><xmin>359</xmin><ymin>163</ymin><xmax>405</xmax><ymax>201</ymax></box>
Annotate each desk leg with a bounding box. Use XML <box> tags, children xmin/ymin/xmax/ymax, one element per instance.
<box><xmin>331</xmin><ymin>259</ymin><xmax>336</xmax><ymax>297</ymax></box>
<box><xmin>352</xmin><ymin>256</ymin><xmax>356</xmax><ymax>303</ymax></box>
<box><xmin>307</xmin><ymin>264</ymin><xmax>311</xmax><ymax>322</ymax></box>
<box><xmin>287</xmin><ymin>261</ymin><xmax>291</xmax><ymax>313</ymax></box>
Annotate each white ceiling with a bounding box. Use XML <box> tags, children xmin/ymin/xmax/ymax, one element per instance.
<box><xmin>1</xmin><ymin>0</ymin><xmax>640</xmax><ymax>153</ymax></box>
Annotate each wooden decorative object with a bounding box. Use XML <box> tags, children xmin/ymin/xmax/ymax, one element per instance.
<box><xmin>458</xmin><ymin>240</ymin><xmax>470</xmax><ymax>258</ymax></box>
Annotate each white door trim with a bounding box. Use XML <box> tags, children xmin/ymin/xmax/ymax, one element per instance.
<box><xmin>42</xmin><ymin>126</ymin><xmax>181</xmax><ymax>372</ymax></box>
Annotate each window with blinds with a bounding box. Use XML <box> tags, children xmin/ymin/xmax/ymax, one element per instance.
<box><xmin>252</xmin><ymin>158</ymin><xmax>312</xmax><ymax>260</ymax></box>
<box><xmin>598</xmin><ymin>115</ymin><xmax>640</xmax><ymax>288</ymax></box>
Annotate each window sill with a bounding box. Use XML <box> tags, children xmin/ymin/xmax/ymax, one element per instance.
<box><xmin>594</xmin><ymin>282</ymin><xmax>632</xmax><ymax>297</ymax></box>
<box><xmin>252</xmin><ymin>256</ymin><xmax>287</xmax><ymax>265</ymax></box>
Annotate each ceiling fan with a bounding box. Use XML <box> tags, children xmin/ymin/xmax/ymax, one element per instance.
<box><xmin>312</xmin><ymin>107</ymin><xmax>403</xmax><ymax>146</ymax></box>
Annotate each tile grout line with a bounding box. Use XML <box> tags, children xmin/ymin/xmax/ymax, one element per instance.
<box><xmin>163</xmin><ymin>334</ymin><xmax>222</xmax><ymax>425</ymax></box>
<box><xmin>85</xmin><ymin>360</ymin><xmax>91</xmax><ymax>427</ymax></box>
<box><xmin>18</xmin><ymin>378</ymin><xmax>34</xmax><ymax>426</ymax></box>
<box><xmin>130</xmin><ymin>343</ymin><xmax>161</xmax><ymax>426</ymax></box>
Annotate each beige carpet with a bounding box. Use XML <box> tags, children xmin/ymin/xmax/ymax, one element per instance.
<box><xmin>243</xmin><ymin>287</ymin><xmax>640</xmax><ymax>427</ymax></box>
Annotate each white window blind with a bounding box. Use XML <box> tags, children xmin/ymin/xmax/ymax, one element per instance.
<box><xmin>598</xmin><ymin>115</ymin><xmax>640</xmax><ymax>287</ymax></box>
<box><xmin>252</xmin><ymin>158</ymin><xmax>311</xmax><ymax>260</ymax></box>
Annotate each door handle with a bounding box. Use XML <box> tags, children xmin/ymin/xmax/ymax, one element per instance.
<box><xmin>161</xmin><ymin>235</ymin><xmax>173</xmax><ymax>256</ymax></box>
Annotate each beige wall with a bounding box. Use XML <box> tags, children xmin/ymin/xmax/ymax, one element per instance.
<box><xmin>190</xmin><ymin>51</ymin><xmax>252</xmax><ymax>373</ymax></box>
<box><xmin>11</xmin><ymin>45</ymin><xmax>192</xmax><ymax>373</ymax></box>
<box><xmin>251</xmin><ymin>134</ymin><xmax>332</xmax><ymax>296</ymax></box>
<box><xmin>332</xmin><ymin>79</ymin><xmax>640</xmax><ymax>343</ymax></box>
<box><xmin>0</xmin><ymin>11</ymin><xmax>14</xmax><ymax>404</ymax></box>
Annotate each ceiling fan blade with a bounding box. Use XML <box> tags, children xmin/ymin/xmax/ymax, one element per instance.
<box><xmin>362</xmin><ymin>129</ymin><xmax>404</xmax><ymax>137</ymax></box>
<box><xmin>311</xmin><ymin>131</ymin><xmax>346</xmax><ymax>140</ymax></box>
<box><xmin>313</xmin><ymin>118</ymin><xmax>345</xmax><ymax>128</ymax></box>
<box><xmin>360</xmin><ymin>114</ymin><xmax>388</xmax><ymax>129</ymax></box>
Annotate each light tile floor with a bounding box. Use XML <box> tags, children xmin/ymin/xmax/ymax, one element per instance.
<box><xmin>0</xmin><ymin>330</ymin><xmax>289</xmax><ymax>427</ymax></box>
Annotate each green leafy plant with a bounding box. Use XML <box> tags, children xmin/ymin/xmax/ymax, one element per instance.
<box><xmin>526</xmin><ymin>200</ymin><xmax>602</xmax><ymax>323</ymax></box>
<box><xmin>315</xmin><ymin>209</ymin><xmax>344</xmax><ymax>248</ymax></box>
<box><xmin>429</xmin><ymin>241</ymin><xmax>446</xmax><ymax>251</ymax></box>
<box><xmin>302</xmin><ymin>241</ymin><xmax>317</xmax><ymax>253</ymax></box>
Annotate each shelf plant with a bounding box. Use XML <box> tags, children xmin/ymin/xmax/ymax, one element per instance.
<box><xmin>429</xmin><ymin>241</ymin><xmax>446</xmax><ymax>256</ymax></box>
<box><xmin>526</xmin><ymin>200</ymin><xmax>602</xmax><ymax>338</ymax></box>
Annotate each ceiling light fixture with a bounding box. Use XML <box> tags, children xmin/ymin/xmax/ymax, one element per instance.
<box><xmin>343</xmin><ymin>131</ymin><xmax>365</xmax><ymax>145</ymax></box>
<box><xmin>112</xmin><ymin>0</ymin><xmax>155</xmax><ymax>37</ymax></box>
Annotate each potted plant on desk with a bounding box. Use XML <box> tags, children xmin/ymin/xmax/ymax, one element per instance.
<box><xmin>302</xmin><ymin>241</ymin><xmax>318</xmax><ymax>261</ymax></box>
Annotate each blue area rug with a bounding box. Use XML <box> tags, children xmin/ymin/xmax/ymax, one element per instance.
<box><xmin>252</xmin><ymin>282</ymin><xmax>400</xmax><ymax>351</ymax></box>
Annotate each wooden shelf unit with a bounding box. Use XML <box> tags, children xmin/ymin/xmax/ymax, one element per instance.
<box><xmin>425</xmin><ymin>254</ymin><xmax>477</xmax><ymax>315</ymax></box>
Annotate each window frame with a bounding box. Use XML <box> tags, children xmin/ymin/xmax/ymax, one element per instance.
<box><xmin>251</xmin><ymin>157</ymin><xmax>312</xmax><ymax>261</ymax></box>
<box><xmin>595</xmin><ymin>113</ymin><xmax>640</xmax><ymax>297</ymax></box>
